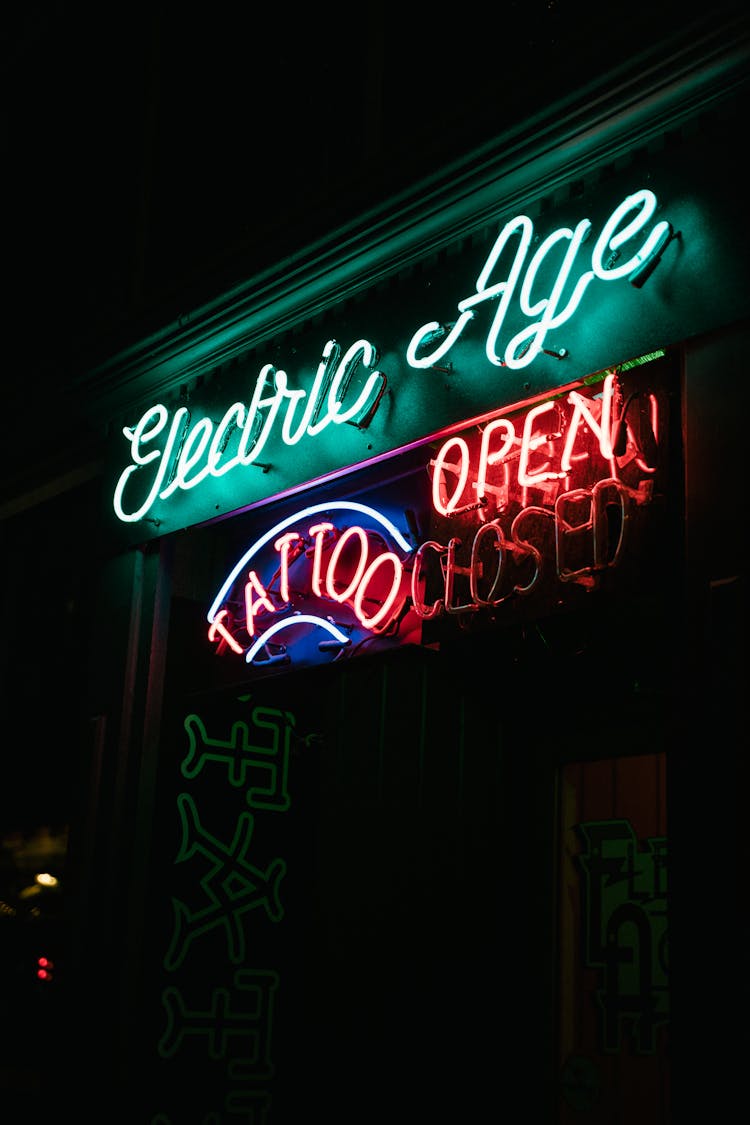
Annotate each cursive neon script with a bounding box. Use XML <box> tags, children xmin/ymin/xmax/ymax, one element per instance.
<box><xmin>113</xmin><ymin>339</ymin><xmax>386</xmax><ymax>523</ymax></box>
<box><xmin>406</xmin><ymin>189</ymin><xmax>672</xmax><ymax>371</ymax></box>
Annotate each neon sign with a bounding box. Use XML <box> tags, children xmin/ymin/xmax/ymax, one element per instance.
<box><xmin>112</xmin><ymin>187</ymin><xmax>677</xmax><ymax>535</ymax></box>
<box><xmin>407</xmin><ymin>190</ymin><xmax>675</xmax><ymax>371</ymax></box>
<box><xmin>412</xmin><ymin>367</ymin><xmax>661</xmax><ymax>621</ymax></box>
<box><xmin>208</xmin><ymin>359</ymin><xmax>667</xmax><ymax>672</ymax></box>
<box><xmin>207</xmin><ymin>501</ymin><xmax>421</xmax><ymax>668</ymax></box>
<box><xmin>113</xmin><ymin>339</ymin><xmax>387</xmax><ymax>524</ymax></box>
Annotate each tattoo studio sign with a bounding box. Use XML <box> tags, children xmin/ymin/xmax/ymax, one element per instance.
<box><xmin>206</xmin><ymin>361</ymin><xmax>669</xmax><ymax>675</ymax></box>
<box><xmin>109</xmin><ymin>188</ymin><xmax>680</xmax><ymax>542</ymax></box>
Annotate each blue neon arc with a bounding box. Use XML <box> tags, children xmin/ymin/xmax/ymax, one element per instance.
<box><xmin>206</xmin><ymin>500</ymin><xmax>412</xmax><ymax>624</ymax></box>
<box><xmin>244</xmin><ymin>614</ymin><xmax>351</xmax><ymax>664</ymax></box>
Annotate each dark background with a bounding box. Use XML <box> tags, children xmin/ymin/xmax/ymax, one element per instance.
<box><xmin>3</xmin><ymin>2</ymin><xmax>725</xmax><ymax>390</ymax></box>
<box><xmin>0</xmin><ymin>5</ymin><xmax>746</xmax><ymax>1118</ymax></box>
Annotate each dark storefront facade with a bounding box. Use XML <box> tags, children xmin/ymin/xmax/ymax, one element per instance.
<box><xmin>2</xmin><ymin>13</ymin><xmax>748</xmax><ymax>1123</ymax></box>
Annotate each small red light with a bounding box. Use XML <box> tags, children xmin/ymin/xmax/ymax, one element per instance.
<box><xmin>36</xmin><ymin>956</ymin><xmax>55</xmax><ymax>981</ymax></box>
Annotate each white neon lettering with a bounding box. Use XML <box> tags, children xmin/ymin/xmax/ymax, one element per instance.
<box><xmin>113</xmin><ymin>340</ymin><xmax>386</xmax><ymax>524</ymax></box>
<box><xmin>407</xmin><ymin>215</ymin><xmax>533</xmax><ymax>369</ymax></box>
<box><xmin>207</xmin><ymin>402</ymin><xmax>247</xmax><ymax>476</ymax></box>
<box><xmin>319</xmin><ymin>339</ymin><xmax>385</xmax><ymax>429</ymax></box>
<box><xmin>280</xmin><ymin>351</ymin><xmax>332</xmax><ymax>445</ymax></box>
<box><xmin>407</xmin><ymin>190</ymin><xmax>669</xmax><ymax>372</ymax></box>
<box><xmin>113</xmin><ymin>405</ymin><xmax>189</xmax><ymax>523</ymax></box>
<box><xmin>472</xmin><ymin>215</ymin><xmax>535</xmax><ymax>367</ymax></box>
<box><xmin>238</xmin><ymin>364</ymin><xmax>287</xmax><ymax>464</ymax></box>
<box><xmin>590</xmin><ymin>190</ymin><xmax>670</xmax><ymax>280</ymax></box>
<box><xmin>161</xmin><ymin>415</ymin><xmax>213</xmax><ymax>497</ymax></box>
<box><xmin>507</xmin><ymin>220</ymin><xmax>594</xmax><ymax>368</ymax></box>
